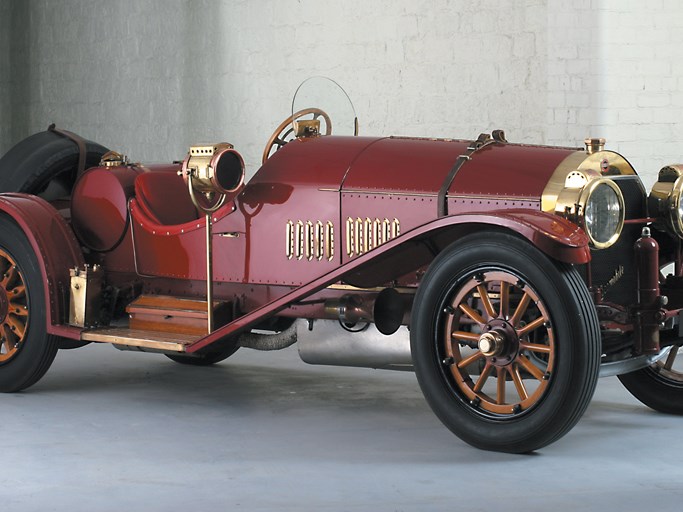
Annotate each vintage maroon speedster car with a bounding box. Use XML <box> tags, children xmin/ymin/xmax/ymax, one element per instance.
<box><xmin>1</xmin><ymin>78</ymin><xmax>683</xmax><ymax>452</ymax></box>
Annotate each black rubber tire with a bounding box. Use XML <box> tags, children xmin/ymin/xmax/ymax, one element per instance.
<box><xmin>165</xmin><ymin>344</ymin><xmax>239</xmax><ymax>366</ymax></box>
<box><xmin>0</xmin><ymin>129</ymin><xmax>108</xmax><ymax>197</ymax></box>
<box><xmin>618</xmin><ymin>351</ymin><xmax>683</xmax><ymax>414</ymax></box>
<box><xmin>410</xmin><ymin>232</ymin><xmax>601</xmax><ymax>453</ymax></box>
<box><xmin>0</xmin><ymin>216</ymin><xmax>59</xmax><ymax>392</ymax></box>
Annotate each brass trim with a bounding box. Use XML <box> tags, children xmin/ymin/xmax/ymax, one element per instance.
<box><xmin>542</xmin><ymin>151</ymin><xmax>593</xmax><ymax>213</ymax></box>
<box><xmin>69</xmin><ymin>265</ymin><xmax>103</xmax><ymax>328</ymax></box>
<box><xmin>99</xmin><ymin>150</ymin><xmax>129</xmax><ymax>168</ymax></box>
<box><xmin>325</xmin><ymin>221</ymin><xmax>335</xmax><ymax>261</ymax></box>
<box><xmin>364</xmin><ymin>218</ymin><xmax>373</xmax><ymax>252</ymax></box>
<box><xmin>582</xmin><ymin>179</ymin><xmax>625</xmax><ymax>249</ymax></box>
<box><xmin>286</xmin><ymin>219</ymin><xmax>335</xmax><ymax>261</ymax></box>
<box><xmin>542</xmin><ymin>150</ymin><xmax>636</xmax><ymax>213</ymax></box>
<box><xmin>315</xmin><ymin>221</ymin><xmax>324</xmax><ymax>261</ymax></box>
<box><xmin>305</xmin><ymin>221</ymin><xmax>314</xmax><ymax>261</ymax></box>
<box><xmin>649</xmin><ymin>165</ymin><xmax>683</xmax><ymax>238</ymax></box>
<box><xmin>554</xmin><ymin>177</ymin><xmax>625</xmax><ymax>249</ymax></box>
<box><xmin>584</xmin><ymin>137</ymin><xmax>606</xmax><ymax>154</ymax></box>
<box><xmin>296</xmin><ymin>221</ymin><xmax>304</xmax><ymax>260</ymax></box>
<box><xmin>294</xmin><ymin>119</ymin><xmax>321</xmax><ymax>137</ymax></box>
<box><xmin>542</xmin><ymin>149</ymin><xmax>631</xmax><ymax>249</ymax></box>
<box><xmin>355</xmin><ymin>217</ymin><xmax>362</xmax><ymax>256</ymax></box>
<box><xmin>286</xmin><ymin>221</ymin><xmax>294</xmax><ymax>259</ymax></box>
<box><xmin>344</xmin><ymin>217</ymin><xmax>401</xmax><ymax>257</ymax></box>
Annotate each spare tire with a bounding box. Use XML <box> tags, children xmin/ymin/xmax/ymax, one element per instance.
<box><xmin>0</xmin><ymin>127</ymin><xmax>109</xmax><ymax>199</ymax></box>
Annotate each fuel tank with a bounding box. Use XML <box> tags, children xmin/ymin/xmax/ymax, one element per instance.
<box><xmin>71</xmin><ymin>163</ymin><xmax>180</xmax><ymax>252</ymax></box>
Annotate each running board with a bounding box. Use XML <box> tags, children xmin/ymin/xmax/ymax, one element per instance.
<box><xmin>81</xmin><ymin>327</ymin><xmax>199</xmax><ymax>352</ymax></box>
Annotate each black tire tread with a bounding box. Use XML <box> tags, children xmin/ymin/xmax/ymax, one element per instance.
<box><xmin>618</xmin><ymin>360</ymin><xmax>683</xmax><ymax>414</ymax></box>
<box><xmin>0</xmin><ymin>216</ymin><xmax>59</xmax><ymax>392</ymax></box>
<box><xmin>0</xmin><ymin>129</ymin><xmax>108</xmax><ymax>195</ymax></box>
<box><xmin>411</xmin><ymin>232</ymin><xmax>601</xmax><ymax>453</ymax></box>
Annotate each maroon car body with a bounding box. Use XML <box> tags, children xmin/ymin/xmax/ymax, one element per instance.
<box><xmin>1</xmin><ymin>79</ymin><xmax>682</xmax><ymax>452</ymax></box>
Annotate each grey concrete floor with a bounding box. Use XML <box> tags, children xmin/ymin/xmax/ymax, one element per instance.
<box><xmin>2</xmin><ymin>343</ymin><xmax>683</xmax><ymax>512</ymax></box>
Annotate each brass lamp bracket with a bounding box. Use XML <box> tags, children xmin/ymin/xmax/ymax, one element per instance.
<box><xmin>179</xmin><ymin>142</ymin><xmax>245</xmax><ymax>333</ymax></box>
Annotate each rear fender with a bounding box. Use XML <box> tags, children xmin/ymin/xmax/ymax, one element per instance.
<box><xmin>342</xmin><ymin>209</ymin><xmax>590</xmax><ymax>288</ymax></box>
<box><xmin>0</xmin><ymin>193</ymin><xmax>85</xmax><ymax>337</ymax></box>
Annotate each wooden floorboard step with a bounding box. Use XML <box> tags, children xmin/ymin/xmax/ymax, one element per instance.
<box><xmin>82</xmin><ymin>327</ymin><xmax>199</xmax><ymax>352</ymax></box>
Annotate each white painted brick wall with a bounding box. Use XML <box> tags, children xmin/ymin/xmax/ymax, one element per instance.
<box><xmin>546</xmin><ymin>0</ymin><xmax>683</xmax><ymax>187</ymax></box>
<box><xmin>1</xmin><ymin>0</ymin><xmax>682</xmax><ymax>188</ymax></box>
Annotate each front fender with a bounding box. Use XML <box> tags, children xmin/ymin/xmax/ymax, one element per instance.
<box><xmin>461</xmin><ymin>209</ymin><xmax>591</xmax><ymax>264</ymax></box>
<box><xmin>0</xmin><ymin>193</ymin><xmax>85</xmax><ymax>337</ymax></box>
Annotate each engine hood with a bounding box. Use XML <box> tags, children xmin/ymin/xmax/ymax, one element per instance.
<box><xmin>253</xmin><ymin>134</ymin><xmax>638</xmax><ymax>204</ymax></box>
<box><xmin>342</xmin><ymin>136</ymin><xmax>578</xmax><ymax>199</ymax></box>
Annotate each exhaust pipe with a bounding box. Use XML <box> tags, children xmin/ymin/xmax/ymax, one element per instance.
<box><xmin>323</xmin><ymin>288</ymin><xmax>411</xmax><ymax>335</ymax></box>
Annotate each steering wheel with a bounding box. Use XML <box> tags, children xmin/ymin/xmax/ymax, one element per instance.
<box><xmin>262</xmin><ymin>108</ymin><xmax>332</xmax><ymax>164</ymax></box>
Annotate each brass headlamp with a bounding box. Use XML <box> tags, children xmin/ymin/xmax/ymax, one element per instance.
<box><xmin>180</xmin><ymin>143</ymin><xmax>245</xmax><ymax>201</ymax></box>
<box><xmin>552</xmin><ymin>170</ymin><xmax>625</xmax><ymax>249</ymax></box>
<box><xmin>649</xmin><ymin>164</ymin><xmax>683</xmax><ymax>238</ymax></box>
<box><xmin>543</xmin><ymin>145</ymin><xmax>629</xmax><ymax>250</ymax></box>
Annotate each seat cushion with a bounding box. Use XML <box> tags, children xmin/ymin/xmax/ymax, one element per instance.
<box><xmin>134</xmin><ymin>171</ymin><xmax>199</xmax><ymax>225</ymax></box>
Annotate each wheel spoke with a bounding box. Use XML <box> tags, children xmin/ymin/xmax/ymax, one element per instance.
<box><xmin>664</xmin><ymin>347</ymin><xmax>679</xmax><ymax>371</ymax></box>
<box><xmin>473</xmin><ymin>364</ymin><xmax>493</xmax><ymax>393</ymax></box>
<box><xmin>6</xmin><ymin>316</ymin><xmax>25</xmax><ymax>340</ymax></box>
<box><xmin>509</xmin><ymin>292</ymin><xmax>532</xmax><ymax>327</ymax></box>
<box><xmin>476</xmin><ymin>284</ymin><xmax>496</xmax><ymax>319</ymax></box>
<box><xmin>516</xmin><ymin>354</ymin><xmax>546</xmax><ymax>382</ymax></box>
<box><xmin>509</xmin><ymin>365</ymin><xmax>529</xmax><ymax>401</ymax></box>
<box><xmin>499</xmin><ymin>281</ymin><xmax>510</xmax><ymax>319</ymax></box>
<box><xmin>458</xmin><ymin>303</ymin><xmax>486</xmax><ymax>326</ymax></box>
<box><xmin>496</xmin><ymin>367</ymin><xmax>506</xmax><ymax>404</ymax></box>
<box><xmin>451</xmin><ymin>331</ymin><xmax>480</xmax><ymax>343</ymax></box>
<box><xmin>1</xmin><ymin>265</ymin><xmax>17</xmax><ymax>289</ymax></box>
<box><xmin>457</xmin><ymin>350</ymin><xmax>484</xmax><ymax>369</ymax></box>
<box><xmin>517</xmin><ymin>316</ymin><xmax>546</xmax><ymax>337</ymax></box>
<box><xmin>519</xmin><ymin>341</ymin><xmax>552</xmax><ymax>354</ymax></box>
<box><xmin>9</xmin><ymin>303</ymin><xmax>28</xmax><ymax>317</ymax></box>
<box><xmin>10</xmin><ymin>285</ymin><xmax>25</xmax><ymax>299</ymax></box>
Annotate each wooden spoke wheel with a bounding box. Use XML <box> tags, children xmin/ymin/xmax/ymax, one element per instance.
<box><xmin>0</xmin><ymin>248</ymin><xmax>28</xmax><ymax>363</ymax></box>
<box><xmin>443</xmin><ymin>270</ymin><xmax>554</xmax><ymax>416</ymax></box>
<box><xmin>0</xmin><ymin>217</ymin><xmax>58</xmax><ymax>392</ymax></box>
<box><xmin>618</xmin><ymin>346</ymin><xmax>683</xmax><ymax>414</ymax></box>
<box><xmin>411</xmin><ymin>233</ymin><xmax>601</xmax><ymax>453</ymax></box>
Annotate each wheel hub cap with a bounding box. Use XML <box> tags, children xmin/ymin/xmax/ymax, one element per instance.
<box><xmin>482</xmin><ymin>319</ymin><xmax>520</xmax><ymax>366</ymax></box>
<box><xmin>478</xmin><ymin>331</ymin><xmax>504</xmax><ymax>357</ymax></box>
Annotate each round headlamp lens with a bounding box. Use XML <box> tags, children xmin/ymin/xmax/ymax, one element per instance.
<box><xmin>584</xmin><ymin>182</ymin><xmax>623</xmax><ymax>246</ymax></box>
